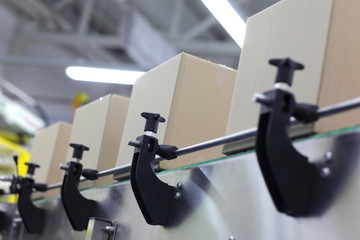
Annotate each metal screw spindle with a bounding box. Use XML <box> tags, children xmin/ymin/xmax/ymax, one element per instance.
<box><xmin>253</xmin><ymin>93</ymin><xmax>272</xmax><ymax>106</ymax></box>
<box><xmin>174</xmin><ymin>192</ymin><xmax>181</xmax><ymax>200</ymax></box>
<box><xmin>324</xmin><ymin>151</ymin><xmax>332</xmax><ymax>164</ymax></box>
<box><xmin>321</xmin><ymin>167</ymin><xmax>331</xmax><ymax>177</ymax></box>
<box><xmin>105</xmin><ymin>225</ymin><xmax>115</xmax><ymax>234</ymax></box>
<box><xmin>128</xmin><ymin>140</ymin><xmax>141</xmax><ymax>148</ymax></box>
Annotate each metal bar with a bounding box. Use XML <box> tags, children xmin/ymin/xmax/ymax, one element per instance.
<box><xmin>46</xmin><ymin>96</ymin><xmax>360</xmax><ymax>190</ymax></box>
<box><xmin>317</xmin><ymin>97</ymin><xmax>360</xmax><ymax>118</ymax></box>
<box><xmin>0</xmin><ymin>55</ymin><xmax>141</xmax><ymax>70</ymax></box>
<box><xmin>97</xmin><ymin>163</ymin><xmax>131</xmax><ymax>178</ymax></box>
<box><xmin>24</xmin><ymin>32</ymin><xmax>240</xmax><ymax>56</ymax></box>
<box><xmin>55</xmin><ymin>0</ymin><xmax>72</xmax><ymax>10</ymax></box>
<box><xmin>172</xmin><ymin>39</ymin><xmax>240</xmax><ymax>56</ymax></box>
<box><xmin>182</xmin><ymin>16</ymin><xmax>217</xmax><ymax>40</ymax></box>
<box><xmin>77</xmin><ymin>0</ymin><xmax>95</xmax><ymax>35</ymax></box>
<box><xmin>24</xmin><ymin>33</ymin><xmax>125</xmax><ymax>48</ymax></box>
<box><xmin>0</xmin><ymin>77</ymin><xmax>38</xmax><ymax>107</ymax></box>
<box><xmin>169</xmin><ymin>0</ymin><xmax>184</xmax><ymax>38</ymax></box>
<box><xmin>0</xmin><ymin>175</ymin><xmax>13</xmax><ymax>181</ymax></box>
<box><xmin>47</xmin><ymin>182</ymin><xmax>62</xmax><ymax>190</ymax></box>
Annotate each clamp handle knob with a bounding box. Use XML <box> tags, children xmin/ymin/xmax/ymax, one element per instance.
<box><xmin>82</xmin><ymin>169</ymin><xmax>99</xmax><ymax>180</ymax></box>
<box><xmin>13</xmin><ymin>155</ymin><xmax>18</xmax><ymax>166</ymax></box>
<box><xmin>158</xmin><ymin>145</ymin><xmax>178</xmax><ymax>160</ymax></box>
<box><xmin>13</xmin><ymin>155</ymin><xmax>19</xmax><ymax>175</ymax></box>
<box><xmin>269</xmin><ymin>58</ymin><xmax>304</xmax><ymax>86</ymax></box>
<box><xmin>141</xmin><ymin>112</ymin><xmax>165</xmax><ymax>133</ymax></box>
<box><xmin>25</xmin><ymin>163</ymin><xmax>40</xmax><ymax>176</ymax></box>
<box><xmin>34</xmin><ymin>183</ymin><xmax>48</xmax><ymax>192</ymax></box>
<box><xmin>69</xmin><ymin>143</ymin><xmax>89</xmax><ymax>160</ymax></box>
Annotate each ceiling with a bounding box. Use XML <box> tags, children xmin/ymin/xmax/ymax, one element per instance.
<box><xmin>0</xmin><ymin>0</ymin><xmax>280</xmax><ymax>126</ymax></box>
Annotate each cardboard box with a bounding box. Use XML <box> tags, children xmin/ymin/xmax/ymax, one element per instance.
<box><xmin>115</xmin><ymin>53</ymin><xmax>236</xmax><ymax>174</ymax></box>
<box><xmin>67</xmin><ymin>94</ymin><xmax>129</xmax><ymax>187</ymax></box>
<box><xmin>30</xmin><ymin>122</ymin><xmax>71</xmax><ymax>198</ymax></box>
<box><xmin>223</xmin><ymin>0</ymin><xmax>360</xmax><ymax>155</ymax></box>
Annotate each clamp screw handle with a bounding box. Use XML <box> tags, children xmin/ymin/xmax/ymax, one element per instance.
<box><xmin>13</xmin><ymin>155</ymin><xmax>19</xmax><ymax>175</ymax></box>
<box><xmin>269</xmin><ymin>58</ymin><xmax>304</xmax><ymax>86</ymax></box>
<box><xmin>13</xmin><ymin>155</ymin><xmax>18</xmax><ymax>166</ymax></box>
<box><xmin>69</xmin><ymin>143</ymin><xmax>89</xmax><ymax>160</ymax></box>
<box><xmin>34</xmin><ymin>183</ymin><xmax>48</xmax><ymax>192</ymax></box>
<box><xmin>25</xmin><ymin>163</ymin><xmax>40</xmax><ymax>176</ymax></box>
<box><xmin>141</xmin><ymin>112</ymin><xmax>165</xmax><ymax>133</ymax></box>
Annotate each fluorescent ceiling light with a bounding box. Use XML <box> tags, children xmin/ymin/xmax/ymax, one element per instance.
<box><xmin>66</xmin><ymin>66</ymin><xmax>145</xmax><ymax>85</ymax></box>
<box><xmin>201</xmin><ymin>0</ymin><xmax>246</xmax><ymax>48</ymax></box>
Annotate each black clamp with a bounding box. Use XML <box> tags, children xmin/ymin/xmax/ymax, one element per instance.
<box><xmin>254</xmin><ymin>58</ymin><xmax>352</xmax><ymax>216</ymax></box>
<box><xmin>129</xmin><ymin>112</ymin><xmax>180</xmax><ymax>226</ymax></box>
<box><xmin>60</xmin><ymin>143</ymin><xmax>100</xmax><ymax>231</ymax></box>
<box><xmin>12</xmin><ymin>160</ymin><xmax>47</xmax><ymax>234</ymax></box>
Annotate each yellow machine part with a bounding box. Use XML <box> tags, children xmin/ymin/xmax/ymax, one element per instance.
<box><xmin>0</xmin><ymin>136</ymin><xmax>30</xmax><ymax>203</ymax></box>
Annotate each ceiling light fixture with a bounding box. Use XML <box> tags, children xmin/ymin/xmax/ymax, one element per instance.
<box><xmin>201</xmin><ymin>0</ymin><xmax>246</xmax><ymax>48</ymax></box>
<box><xmin>65</xmin><ymin>66</ymin><xmax>145</xmax><ymax>85</ymax></box>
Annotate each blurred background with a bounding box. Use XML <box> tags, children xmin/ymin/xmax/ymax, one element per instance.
<box><xmin>0</xmin><ymin>0</ymin><xmax>279</xmax><ymax>135</ymax></box>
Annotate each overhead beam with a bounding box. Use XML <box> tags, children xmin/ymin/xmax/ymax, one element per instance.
<box><xmin>0</xmin><ymin>55</ymin><xmax>141</xmax><ymax>70</ymax></box>
<box><xmin>173</xmin><ymin>40</ymin><xmax>240</xmax><ymax>56</ymax></box>
<box><xmin>54</xmin><ymin>0</ymin><xmax>73</xmax><ymax>10</ymax></box>
<box><xmin>24</xmin><ymin>32</ymin><xmax>240</xmax><ymax>56</ymax></box>
<box><xmin>181</xmin><ymin>16</ymin><xmax>217</xmax><ymax>40</ymax></box>
<box><xmin>169</xmin><ymin>0</ymin><xmax>184</xmax><ymax>38</ymax></box>
<box><xmin>24</xmin><ymin>33</ymin><xmax>125</xmax><ymax>48</ymax></box>
<box><xmin>77</xmin><ymin>0</ymin><xmax>95</xmax><ymax>35</ymax></box>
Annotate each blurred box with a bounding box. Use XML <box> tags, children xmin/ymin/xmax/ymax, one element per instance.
<box><xmin>115</xmin><ymin>52</ymin><xmax>236</xmax><ymax>176</ymax></box>
<box><xmin>68</xmin><ymin>94</ymin><xmax>129</xmax><ymax>187</ymax></box>
<box><xmin>31</xmin><ymin>122</ymin><xmax>71</xmax><ymax>198</ymax></box>
<box><xmin>223</xmin><ymin>0</ymin><xmax>360</xmax><ymax>155</ymax></box>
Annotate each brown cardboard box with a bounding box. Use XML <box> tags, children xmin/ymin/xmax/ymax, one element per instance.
<box><xmin>68</xmin><ymin>94</ymin><xmax>129</xmax><ymax>187</ymax></box>
<box><xmin>115</xmin><ymin>53</ymin><xmax>236</xmax><ymax>173</ymax></box>
<box><xmin>223</xmin><ymin>0</ymin><xmax>360</xmax><ymax>155</ymax></box>
<box><xmin>30</xmin><ymin>122</ymin><xmax>71</xmax><ymax>198</ymax></box>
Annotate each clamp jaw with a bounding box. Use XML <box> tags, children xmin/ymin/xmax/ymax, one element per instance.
<box><xmin>254</xmin><ymin>58</ymin><xmax>353</xmax><ymax>216</ymax></box>
<box><xmin>129</xmin><ymin>112</ymin><xmax>179</xmax><ymax>226</ymax></box>
<box><xmin>60</xmin><ymin>143</ymin><xmax>99</xmax><ymax>231</ymax></box>
<box><xmin>11</xmin><ymin>159</ymin><xmax>47</xmax><ymax>234</ymax></box>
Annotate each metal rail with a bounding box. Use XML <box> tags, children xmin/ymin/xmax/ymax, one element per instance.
<box><xmin>46</xmin><ymin>96</ymin><xmax>360</xmax><ymax>190</ymax></box>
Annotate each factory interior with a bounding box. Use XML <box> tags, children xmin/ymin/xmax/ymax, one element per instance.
<box><xmin>0</xmin><ymin>0</ymin><xmax>359</xmax><ymax>239</ymax></box>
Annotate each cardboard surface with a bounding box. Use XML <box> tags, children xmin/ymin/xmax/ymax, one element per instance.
<box><xmin>116</xmin><ymin>53</ymin><xmax>236</xmax><ymax>171</ymax></box>
<box><xmin>68</xmin><ymin>94</ymin><xmax>129</xmax><ymax>187</ymax></box>
<box><xmin>223</xmin><ymin>0</ymin><xmax>360</xmax><ymax>154</ymax></box>
<box><xmin>315</xmin><ymin>0</ymin><xmax>360</xmax><ymax>133</ymax></box>
<box><xmin>30</xmin><ymin>122</ymin><xmax>71</xmax><ymax>197</ymax></box>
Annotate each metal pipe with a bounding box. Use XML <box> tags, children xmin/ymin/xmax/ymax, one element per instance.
<box><xmin>98</xmin><ymin>96</ymin><xmax>360</xmax><ymax>176</ymax></box>
<box><xmin>47</xmin><ymin>96</ymin><xmax>360</xmax><ymax>190</ymax></box>
<box><xmin>317</xmin><ymin>97</ymin><xmax>360</xmax><ymax>118</ymax></box>
<box><xmin>0</xmin><ymin>176</ymin><xmax>13</xmax><ymax>182</ymax></box>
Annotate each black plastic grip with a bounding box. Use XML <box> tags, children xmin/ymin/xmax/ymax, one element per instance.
<box><xmin>25</xmin><ymin>163</ymin><xmax>40</xmax><ymax>176</ymax></box>
<box><xmin>157</xmin><ymin>145</ymin><xmax>178</xmax><ymax>160</ymax></box>
<box><xmin>69</xmin><ymin>143</ymin><xmax>89</xmax><ymax>160</ymax></box>
<box><xmin>293</xmin><ymin>103</ymin><xmax>319</xmax><ymax>123</ymax></box>
<box><xmin>141</xmin><ymin>112</ymin><xmax>165</xmax><ymax>133</ymax></box>
<box><xmin>82</xmin><ymin>169</ymin><xmax>99</xmax><ymax>180</ymax></box>
<box><xmin>269</xmin><ymin>58</ymin><xmax>304</xmax><ymax>86</ymax></box>
<box><xmin>34</xmin><ymin>183</ymin><xmax>48</xmax><ymax>192</ymax></box>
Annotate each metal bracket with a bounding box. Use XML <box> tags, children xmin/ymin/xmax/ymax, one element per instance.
<box><xmin>60</xmin><ymin>144</ymin><xmax>99</xmax><ymax>231</ymax></box>
<box><xmin>129</xmin><ymin>112</ymin><xmax>179</xmax><ymax>226</ymax></box>
<box><xmin>85</xmin><ymin>218</ymin><xmax>118</xmax><ymax>240</ymax></box>
<box><xmin>17</xmin><ymin>177</ymin><xmax>46</xmax><ymax>234</ymax></box>
<box><xmin>14</xmin><ymin>162</ymin><xmax>47</xmax><ymax>234</ymax></box>
<box><xmin>255</xmin><ymin>58</ymin><xmax>355</xmax><ymax>216</ymax></box>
